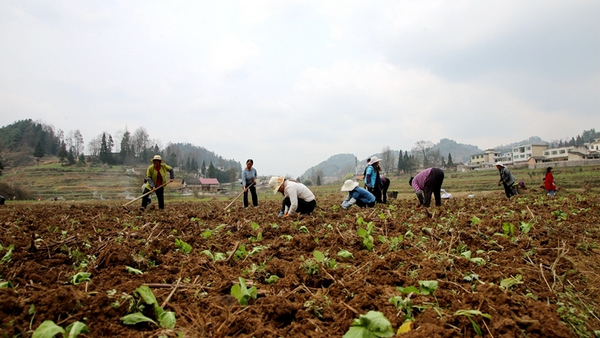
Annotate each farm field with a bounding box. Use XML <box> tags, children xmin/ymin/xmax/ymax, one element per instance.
<box><xmin>1</xmin><ymin>190</ymin><xmax>599</xmax><ymax>337</ymax></box>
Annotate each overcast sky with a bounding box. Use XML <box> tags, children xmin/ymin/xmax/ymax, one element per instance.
<box><xmin>1</xmin><ymin>1</ymin><xmax>599</xmax><ymax>177</ymax></box>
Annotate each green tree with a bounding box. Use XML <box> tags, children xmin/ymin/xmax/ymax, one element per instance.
<box><xmin>316</xmin><ymin>175</ymin><xmax>321</xmax><ymax>186</ymax></box>
<box><xmin>201</xmin><ymin>160</ymin><xmax>206</xmax><ymax>175</ymax></box>
<box><xmin>207</xmin><ymin>161</ymin><xmax>217</xmax><ymax>178</ymax></box>
<box><xmin>67</xmin><ymin>148</ymin><xmax>76</xmax><ymax>165</ymax></box>
<box><xmin>99</xmin><ymin>132</ymin><xmax>114</xmax><ymax>164</ymax></box>
<box><xmin>78</xmin><ymin>153</ymin><xmax>86</xmax><ymax>166</ymax></box>
<box><xmin>0</xmin><ymin>158</ymin><xmax>4</xmax><ymax>175</ymax></box>
<box><xmin>58</xmin><ymin>142</ymin><xmax>68</xmax><ymax>165</ymax></box>
<box><xmin>34</xmin><ymin>141</ymin><xmax>44</xmax><ymax>160</ymax></box>
<box><xmin>447</xmin><ymin>153</ymin><xmax>454</xmax><ymax>168</ymax></box>
<box><xmin>119</xmin><ymin>130</ymin><xmax>133</xmax><ymax>165</ymax></box>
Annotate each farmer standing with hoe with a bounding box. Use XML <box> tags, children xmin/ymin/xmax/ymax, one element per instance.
<box><xmin>141</xmin><ymin>155</ymin><xmax>174</xmax><ymax>210</ymax></box>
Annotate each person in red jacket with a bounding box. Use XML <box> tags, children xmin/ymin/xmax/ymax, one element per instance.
<box><xmin>544</xmin><ymin>167</ymin><xmax>557</xmax><ymax>197</ymax></box>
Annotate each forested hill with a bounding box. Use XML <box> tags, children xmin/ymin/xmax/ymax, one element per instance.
<box><xmin>432</xmin><ymin>138</ymin><xmax>481</xmax><ymax>163</ymax></box>
<box><xmin>0</xmin><ymin>119</ymin><xmax>241</xmax><ymax>176</ymax></box>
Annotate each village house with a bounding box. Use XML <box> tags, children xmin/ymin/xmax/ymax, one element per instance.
<box><xmin>199</xmin><ymin>178</ymin><xmax>220</xmax><ymax>192</ymax></box>
<box><xmin>466</xmin><ymin>138</ymin><xmax>600</xmax><ymax>170</ymax></box>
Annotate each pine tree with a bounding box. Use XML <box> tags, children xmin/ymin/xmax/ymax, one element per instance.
<box><xmin>447</xmin><ymin>153</ymin><xmax>454</xmax><ymax>168</ymax></box>
<box><xmin>207</xmin><ymin>161</ymin><xmax>217</xmax><ymax>178</ymax></box>
<box><xmin>397</xmin><ymin>150</ymin><xmax>403</xmax><ymax>173</ymax></box>
<box><xmin>58</xmin><ymin>142</ymin><xmax>68</xmax><ymax>165</ymax></box>
<box><xmin>316</xmin><ymin>175</ymin><xmax>321</xmax><ymax>186</ymax></box>
<box><xmin>34</xmin><ymin>141</ymin><xmax>44</xmax><ymax>159</ymax></box>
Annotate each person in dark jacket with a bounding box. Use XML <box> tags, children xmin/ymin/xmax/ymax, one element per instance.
<box><xmin>142</xmin><ymin>155</ymin><xmax>174</xmax><ymax>210</ymax></box>
<box><xmin>495</xmin><ymin>162</ymin><xmax>517</xmax><ymax>199</ymax></box>
<box><xmin>0</xmin><ymin>195</ymin><xmax>5</xmax><ymax>205</ymax></box>
<box><xmin>241</xmin><ymin>159</ymin><xmax>258</xmax><ymax>208</ymax></box>
<box><xmin>340</xmin><ymin>180</ymin><xmax>375</xmax><ymax>209</ymax></box>
<box><xmin>409</xmin><ymin>167</ymin><xmax>445</xmax><ymax>207</ymax></box>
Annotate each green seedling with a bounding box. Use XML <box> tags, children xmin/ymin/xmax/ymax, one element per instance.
<box><xmin>1</xmin><ymin>244</ymin><xmax>14</xmax><ymax>264</ymax></box>
<box><xmin>70</xmin><ymin>272</ymin><xmax>91</xmax><ymax>285</ymax></box>
<box><xmin>250</xmin><ymin>222</ymin><xmax>260</xmax><ymax>231</ymax></box>
<box><xmin>389</xmin><ymin>295</ymin><xmax>415</xmax><ymax>320</ymax></box>
<box><xmin>32</xmin><ymin>320</ymin><xmax>89</xmax><ymax>338</ymax></box>
<box><xmin>313</xmin><ymin>250</ymin><xmax>338</xmax><ymax>269</ymax></box>
<box><xmin>201</xmin><ymin>230</ymin><xmax>212</xmax><ymax>239</ymax></box>
<box><xmin>201</xmin><ymin>250</ymin><xmax>227</xmax><ymax>262</ymax></box>
<box><xmin>470</xmin><ymin>216</ymin><xmax>482</xmax><ymax>226</ymax></box>
<box><xmin>249</xmin><ymin>245</ymin><xmax>267</xmax><ymax>256</ymax></box>
<box><xmin>519</xmin><ymin>221</ymin><xmax>534</xmax><ymax>234</ymax></box>
<box><xmin>0</xmin><ymin>280</ymin><xmax>13</xmax><ymax>289</ymax></box>
<box><xmin>552</xmin><ymin>210</ymin><xmax>568</xmax><ymax>221</ymax></box>
<box><xmin>337</xmin><ymin>249</ymin><xmax>354</xmax><ymax>259</ymax></box>
<box><xmin>299</xmin><ymin>255</ymin><xmax>320</xmax><ymax>275</ymax></box>
<box><xmin>249</xmin><ymin>232</ymin><xmax>263</xmax><ymax>242</ymax></box>
<box><xmin>265</xmin><ymin>275</ymin><xmax>279</xmax><ymax>284</ymax></box>
<box><xmin>343</xmin><ymin>310</ymin><xmax>394</xmax><ymax>338</ymax></box>
<box><xmin>500</xmin><ymin>274</ymin><xmax>523</xmax><ymax>291</ymax></box>
<box><xmin>174</xmin><ymin>238</ymin><xmax>192</xmax><ymax>253</ymax></box>
<box><xmin>397</xmin><ymin>280</ymin><xmax>438</xmax><ymax>296</ymax></box>
<box><xmin>121</xmin><ymin>285</ymin><xmax>176</xmax><ymax>329</ymax></box>
<box><xmin>454</xmin><ymin>309</ymin><xmax>491</xmax><ymax>336</ymax></box>
<box><xmin>126</xmin><ymin>266</ymin><xmax>144</xmax><ymax>275</ymax></box>
<box><xmin>230</xmin><ymin>277</ymin><xmax>258</xmax><ymax>306</ymax></box>
<box><xmin>280</xmin><ymin>234</ymin><xmax>293</xmax><ymax>241</ymax></box>
<box><xmin>460</xmin><ymin>251</ymin><xmax>486</xmax><ymax>266</ymax></box>
<box><xmin>356</xmin><ymin>217</ymin><xmax>375</xmax><ymax>251</ymax></box>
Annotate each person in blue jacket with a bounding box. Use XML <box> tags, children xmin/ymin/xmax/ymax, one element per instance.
<box><xmin>341</xmin><ymin>179</ymin><xmax>375</xmax><ymax>209</ymax></box>
<box><xmin>364</xmin><ymin>156</ymin><xmax>383</xmax><ymax>202</ymax></box>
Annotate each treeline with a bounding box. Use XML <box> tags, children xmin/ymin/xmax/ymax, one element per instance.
<box><xmin>0</xmin><ymin>119</ymin><xmax>241</xmax><ymax>182</ymax></box>
<box><xmin>548</xmin><ymin>128</ymin><xmax>600</xmax><ymax>148</ymax></box>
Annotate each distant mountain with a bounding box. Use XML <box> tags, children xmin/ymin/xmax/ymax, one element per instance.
<box><xmin>299</xmin><ymin>139</ymin><xmax>482</xmax><ymax>180</ymax></box>
<box><xmin>494</xmin><ymin>136</ymin><xmax>549</xmax><ymax>154</ymax></box>
<box><xmin>299</xmin><ymin>153</ymin><xmax>356</xmax><ymax>181</ymax></box>
<box><xmin>432</xmin><ymin>138</ymin><xmax>482</xmax><ymax>163</ymax></box>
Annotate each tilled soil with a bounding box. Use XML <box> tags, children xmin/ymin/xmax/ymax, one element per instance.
<box><xmin>0</xmin><ymin>192</ymin><xmax>599</xmax><ymax>337</ymax></box>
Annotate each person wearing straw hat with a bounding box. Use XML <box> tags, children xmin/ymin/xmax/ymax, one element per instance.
<box><xmin>268</xmin><ymin>176</ymin><xmax>316</xmax><ymax>217</ymax></box>
<box><xmin>364</xmin><ymin>156</ymin><xmax>383</xmax><ymax>203</ymax></box>
<box><xmin>142</xmin><ymin>155</ymin><xmax>175</xmax><ymax>210</ymax></box>
<box><xmin>340</xmin><ymin>179</ymin><xmax>375</xmax><ymax>209</ymax></box>
<box><xmin>409</xmin><ymin>167</ymin><xmax>445</xmax><ymax>208</ymax></box>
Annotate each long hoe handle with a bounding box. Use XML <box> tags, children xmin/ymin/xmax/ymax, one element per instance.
<box><xmin>224</xmin><ymin>181</ymin><xmax>254</xmax><ymax>211</ymax></box>
<box><xmin>123</xmin><ymin>182</ymin><xmax>170</xmax><ymax>207</ymax></box>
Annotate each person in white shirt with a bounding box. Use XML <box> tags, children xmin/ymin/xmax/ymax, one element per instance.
<box><xmin>268</xmin><ymin>176</ymin><xmax>316</xmax><ymax>217</ymax></box>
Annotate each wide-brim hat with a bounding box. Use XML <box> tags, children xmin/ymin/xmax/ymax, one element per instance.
<box><xmin>495</xmin><ymin>162</ymin><xmax>504</xmax><ymax>167</ymax></box>
<box><xmin>368</xmin><ymin>156</ymin><xmax>381</xmax><ymax>165</ymax></box>
<box><xmin>341</xmin><ymin>179</ymin><xmax>359</xmax><ymax>192</ymax></box>
<box><xmin>268</xmin><ymin>176</ymin><xmax>285</xmax><ymax>194</ymax></box>
<box><xmin>151</xmin><ymin>155</ymin><xmax>164</xmax><ymax>163</ymax></box>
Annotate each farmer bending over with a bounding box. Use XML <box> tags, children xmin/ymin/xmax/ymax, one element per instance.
<box><xmin>495</xmin><ymin>162</ymin><xmax>516</xmax><ymax>199</ymax></box>
<box><xmin>340</xmin><ymin>180</ymin><xmax>375</xmax><ymax>209</ymax></box>
<box><xmin>409</xmin><ymin>167</ymin><xmax>445</xmax><ymax>208</ymax></box>
<box><xmin>269</xmin><ymin>176</ymin><xmax>316</xmax><ymax>217</ymax></box>
<box><xmin>142</xmin><ymin>155</ymin><xmax>174</xmax><ymax>210</ymax></box>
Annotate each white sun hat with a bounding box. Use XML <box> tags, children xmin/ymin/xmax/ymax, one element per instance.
<box><xmin>341</xmin><ymin>179</ymin><xmax>359</xmax><ymax>192</ymax></box>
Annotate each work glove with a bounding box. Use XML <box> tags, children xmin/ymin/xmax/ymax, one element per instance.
<box><xmin>278</xmin><ymin>211</ymin><xmax>284</xmax><ymax>217</ymax></box>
